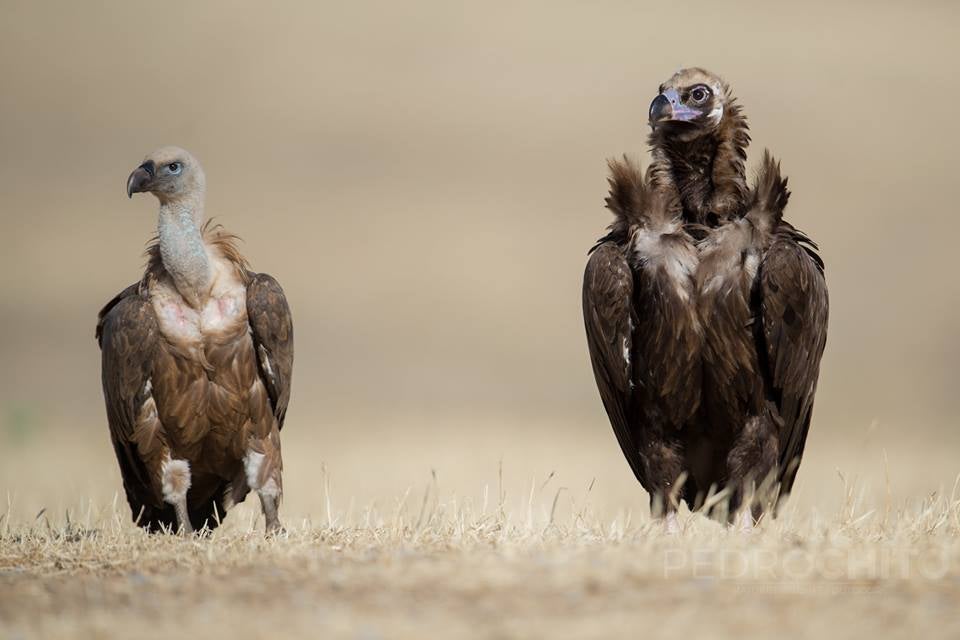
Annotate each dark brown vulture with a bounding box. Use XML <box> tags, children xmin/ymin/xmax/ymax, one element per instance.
<box><xmin>96</xmin><ymin>147</ymin><xmax>293</xmax><ymax>534</ymax></box>
<box><xmin>583</xmin><ymin>68</ymin><xmax>828</xmax><ymax>529</ymax></box>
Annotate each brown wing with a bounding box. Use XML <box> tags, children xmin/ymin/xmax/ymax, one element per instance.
<box><xmin>247</xmin><ymin>273</ymin><xmax>294</xmax><ymax>428</ymax></box>
<box><xmin>582</xmin><ymin>242</ymin><xmax>645</xmax><ymax>485</ymax></box>
<box><xmin>756</xmin><ymin>226</ymin><xmax>828</xmax><ymax>498</ymax></box>
<box><xmin>95</xmin><ymin>282</ymin><xmax>139</xmax><ymax>345</ymax></box>
<box><xmin>97</xmin><ymin>288</ymin><xmax>176</xmax><ymax>528</ymax></box>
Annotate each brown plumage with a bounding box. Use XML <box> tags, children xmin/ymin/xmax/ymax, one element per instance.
<box><xmin>97</xmin><ymin>147</ymin><xmax>293</xmax><ymax>534</ymax></box>
<box><xmin>583</xmin><ymin>69</ymin><xmax>828</xmax><ymax>527</ymax></box>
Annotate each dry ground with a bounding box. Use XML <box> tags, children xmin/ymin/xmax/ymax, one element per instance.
<box><xmin>2</xmin><ymin>424</ymin><xmax>959</xmax><ymax>640</ymax></box>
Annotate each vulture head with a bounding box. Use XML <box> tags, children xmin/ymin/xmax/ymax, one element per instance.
<box><xmin>126</xmin><ymin>146</ymin><xmax>206</xmax><ymax>204</ymax></box>
<box><xmin>648</xmin><ymin>67</ymin><xmax>731</xmax><ymax>142</ymax></box>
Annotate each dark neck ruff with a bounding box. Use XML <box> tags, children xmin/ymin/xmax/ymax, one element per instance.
<box><xmin>648</xmin><ymin>101</ymin><xmax>751</xmax><ymax>228</ymax></box>
<box><xmin>662</xmin><ymin>137</ymin><xmax>720</xmax><ymax>226</ymax></box>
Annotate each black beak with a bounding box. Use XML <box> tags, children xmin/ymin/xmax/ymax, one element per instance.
<box><xmin>648</xmin><ymin>94</ymin><xmax>671</xmax><ymax>126</ymax></box>
<box><xmin>126</xmin><ymin>161</ymin><xmax>155</xmax><ymax>198</ymax></box>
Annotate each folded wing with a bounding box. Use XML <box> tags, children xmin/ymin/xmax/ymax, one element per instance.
<box><xmin>246</xmin><ymin>273</ymin><xmax>294</xmax><ymax>429</ymax></box>
<box><xmin>583</xmin><ymin>243</ymin><xmax>644</xmax><ymax>485</ymax></box>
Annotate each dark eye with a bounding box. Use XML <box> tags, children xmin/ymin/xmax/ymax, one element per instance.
<box><xmin>168</xmin><ymin>162</ymin><xmax>181</xmax><ymax>174</ymax></box>
<box><xmin>690</xmin><ymin>87</ymin><xmax>709</xmax><ymax>103</ymax></box>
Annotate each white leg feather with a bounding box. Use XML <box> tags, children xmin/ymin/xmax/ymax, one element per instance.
<box><xmin>161</xmin><ymin>457</ymin><xmax>193</xmax><ymax>534</ymax></box>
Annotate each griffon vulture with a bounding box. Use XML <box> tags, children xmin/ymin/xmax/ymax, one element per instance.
<box><xmin>583</xmin><ymin>69</ymin><xmax>828</xmax><ymax>529</ymax></box>
<box><xmin>96</xmin><ymin>147</ymin><xmax>293</xmax><ymax>534</ymax></box>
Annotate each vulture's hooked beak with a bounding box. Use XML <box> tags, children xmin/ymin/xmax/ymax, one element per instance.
<box><xmin>126</xmin><ymin>161</ymin><xmax>156</xmax><ymax>198</ymax></box>
<box><xmin>649</xmin><ymin>88</ymin><xmax>701</xmax><ymax>127</ymax></box>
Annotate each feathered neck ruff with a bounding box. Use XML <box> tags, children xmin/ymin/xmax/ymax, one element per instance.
<box><xmin>141</xmin><ymin>219</ymin><xmax>251</xmax><ymax>292</ymax></box>
<box><xmin>647</xmin><ymin>99</ymin><xmax>751</xmax><ymax>227</ymax></box>
<box><xmin>590</xmin><ymin>155</ymin><xmax>683</xmax><ymax>252</ymax></box>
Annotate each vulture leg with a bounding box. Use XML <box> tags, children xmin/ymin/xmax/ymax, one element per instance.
<box><xmin>244</xmin><ymin>432</ymin><xmax>284</xmax><ymax>534</ymax></box>
<box><xmin>664</xmin><ymin>511</ymin><xmax>680</xmax><ymax>535</ymax></box>
<box><xmin>733</xmin><ymin>510</ymin><xmax>754</xmax><ymax>534</ymax></box>
<box><xmin>161</xmin><ymin>457</ymin><xmax>194</xmax><ymax>534</ymax></box>
<box><xmin>259</xmin><ymin>493</ymin><xmax>281</xmax><ymax>534</ymax></box>
<box><xmin>173</xmin><ymin>503</ymin><xmax>194</xmax><ymax>534</ymax></box>
<box><xmin>639</xmin><ymin>430</ymin><xmax>687</xmax><ymax>522</ymax></box>
<box><xmin>724</xmin><ymin>414</ymin><xmax>778</xmax><ymax>523</ymax></box>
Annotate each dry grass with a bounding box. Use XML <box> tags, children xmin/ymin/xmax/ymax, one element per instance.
<box><xmin>2</xmin><ymin>461</ymin><xmax>959</xmax><ymax>640</ymax></box>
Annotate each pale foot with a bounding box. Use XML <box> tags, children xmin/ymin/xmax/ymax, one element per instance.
<box><xmin>664</xmin><ymin>512</ymin><xmax>680</xmax><ymax>535</ymax></box>
<box><xmin>172</xmin><ymin>498</ymin><xmax>194</xmax><ymax>535</ymax></box>
<box><xmin>161</xmin><ymin>457</ymin><xmax>194</xmax><ymax>535</ymax></box>
<box><xmin>732</xmin><ymin>510</ymin><xmax>754</xmax><ymax>534</ymax></box>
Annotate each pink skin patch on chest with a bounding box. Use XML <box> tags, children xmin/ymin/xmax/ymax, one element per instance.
<box><xmin>163</xmin><ymin>302</ymin><xmax>192</xmax><ymax>327</ymax></box>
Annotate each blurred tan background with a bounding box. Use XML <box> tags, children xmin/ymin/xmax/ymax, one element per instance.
<box><xmin>0</xmin><ymin>0</ymin><xmax>957</xmax><ymax>522</ymax></box>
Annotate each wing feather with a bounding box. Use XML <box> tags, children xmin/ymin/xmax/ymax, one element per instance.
<box><xmin>246</xmin><ymin>273</ymin><xmax>294</xmax><ymax>428</ymax></box>
<box><xmin>756</xmin><ymin>228</ymin><xmax>828</xmax><ymax>497</ymax></box>
<box><xmin>582</xmin><ymin>242</ymin><xmax>645</xmax><ymax>485</ymax></box>
<box><xmin>97</xmin><ymin>289</ymin><xmax>175</xmax><ymax>527</ymax></box>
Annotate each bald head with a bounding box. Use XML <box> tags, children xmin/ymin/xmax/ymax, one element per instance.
<box><xmin>648</xmin><ymin>67</ymin><xmax>732</xmax><ymax>140</ymax></box>
<box><xmin>126</xmin><ymin>146</ymin><xmax>206</xmax><ymax>204</ymax></box>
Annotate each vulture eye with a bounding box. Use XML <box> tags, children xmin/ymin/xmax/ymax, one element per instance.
<box><xmin>167</xmin><ymin>162</ymin><xmax>182</xmax><ymax>174</ymax></box>
<box><xmin>690</xmin><ymin>86</ymin><xmax>710</xmax><ymax>103</ymax></box>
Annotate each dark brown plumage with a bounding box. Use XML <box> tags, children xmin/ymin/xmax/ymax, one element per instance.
<box><xmin>583</xmin><ymin>69</ymin><xmax>828</xmax><ymax>527</ymax></box>
<box><xmin>97</xmin><ymin>147</ymin><xmax>293</xmax><ymax>534</ymax></box>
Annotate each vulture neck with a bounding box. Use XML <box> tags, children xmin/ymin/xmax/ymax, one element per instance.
<box><xmin>649</xmin><ymin>106</ymin><xmax>750</xmax><ymax>226</ymax></box>
<box><xmin>157</xmin><ymin>195</ymin><xmax>211</xmax><ymax>309</ymax></box>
